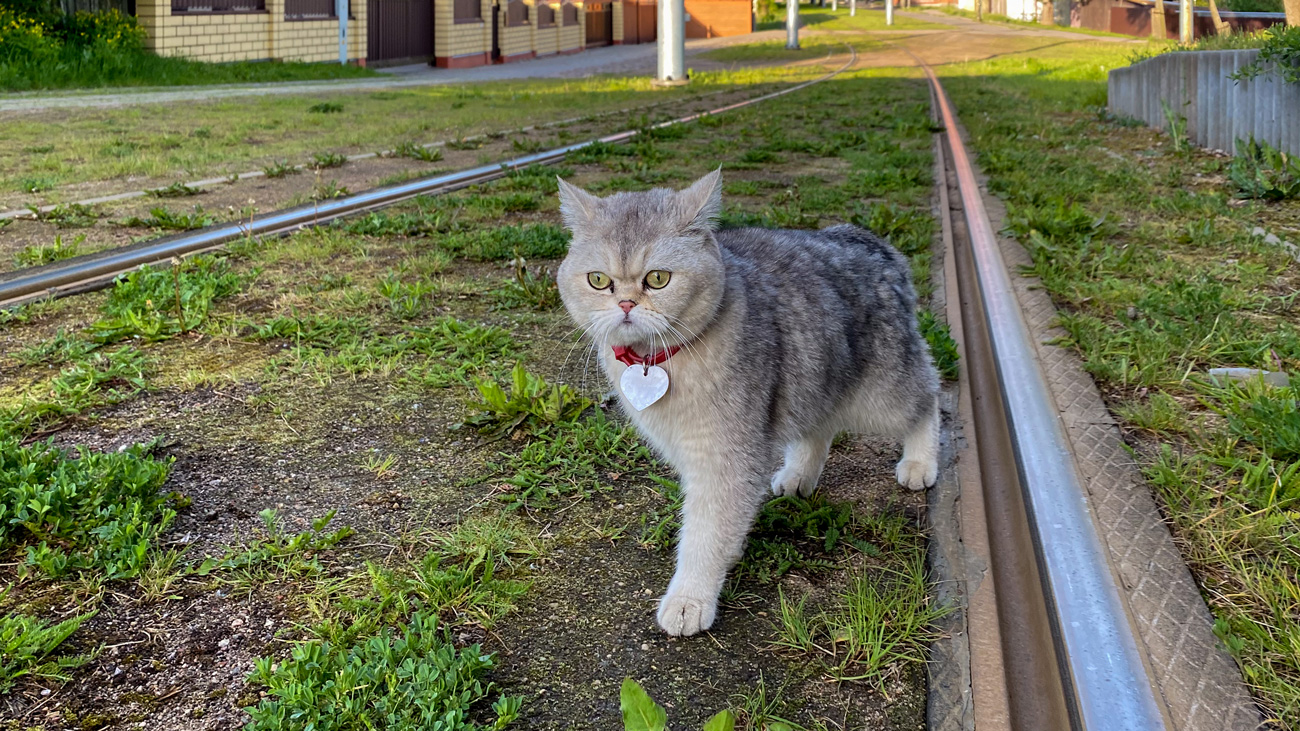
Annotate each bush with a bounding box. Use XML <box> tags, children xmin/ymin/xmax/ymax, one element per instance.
<box><xmin>0</xmin><ymin>8</ymin><xmax>57</xmax><ymax>64</ymax></box>
<box><xmin>57</xmin><ymin>9</ymin><xmax>145</xmax><ymax>52</ymax></box>
<box><xmin>1234</xmin><ymin>25</ymin><xmax>1300</xmax><ymax>85</ymax></box>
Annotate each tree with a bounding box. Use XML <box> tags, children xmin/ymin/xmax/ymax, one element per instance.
<box><xmin>1285</xmin><ymin>0</ymin><xmax>1299</xmax><ymax>27</ymax></box>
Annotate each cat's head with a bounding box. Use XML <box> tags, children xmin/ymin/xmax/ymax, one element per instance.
<box><xmin>556</xmin><ymin>169</ymin><xmax>726</xmax><ymax>351</ymax></box>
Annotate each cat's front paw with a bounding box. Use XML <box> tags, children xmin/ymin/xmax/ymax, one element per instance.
<box><xmin>656</xmin><ymin>591</ymin><xmax>717</xmax><ymax>636</ymax></box>
<box><xmin>770</xmin><ymin>468</ymin><xmax>818</xmax><ymax>498</ymax></box>
<box><xmin>895</xmin><ymin>458</ymin><xmax>937</xmax><ymax>491</ymax></box>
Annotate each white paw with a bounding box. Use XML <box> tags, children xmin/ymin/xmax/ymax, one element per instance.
<box><xmin>656</xmin><ymin>591</ymin><xmax>717</xmax><ymax>636</ymax></box>
<box><xmin>770</xmin><ymin>469</ymin><xmax>818</xmax><ymax>498</ymax></box>
<box><xmin>895</xmin><ymin>458</ymin><xmax>937</xmax><ymax>491</ymax></box>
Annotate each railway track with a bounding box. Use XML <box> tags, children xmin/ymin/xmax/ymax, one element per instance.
<box><xmin>0</xmin><ymin>43</ymin><xmax>1180</xmax><ymax>730</ymax></box>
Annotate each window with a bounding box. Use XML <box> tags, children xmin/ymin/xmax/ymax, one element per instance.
<box><xmin>284</xmin><ymin>0</ymin><xmax>340</xmax><ymax>19</ymax></box>
<box><xmin>454</xmin><ymin>0</ymin><xmax>482</xmax><ymax>23</ymax></box>
<box><xmin>504</xmin><ymin>0</ymin><xmax>529</xmax><ymax>27</ymax></box>
<box><xmin>561</xmin><ymin>1</ymin><xmax>577</xmax><ymax>25</ymax></box>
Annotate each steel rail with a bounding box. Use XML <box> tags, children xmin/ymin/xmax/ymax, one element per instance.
<box><xmin>918</xmin><ymin>55</ymin><xmax>1170</xmax><ymax>731</ymax></box>
<box><xmin>0</xmin><ymin>46</ymin><xmax>857</xmax><ymax>310</ymax></box>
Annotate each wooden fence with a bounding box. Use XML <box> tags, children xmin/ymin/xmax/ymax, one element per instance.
<box><xmin>1107</xmin><ymin>49</ymin><xmax>1300</xmax><ymax>157</ymax></box>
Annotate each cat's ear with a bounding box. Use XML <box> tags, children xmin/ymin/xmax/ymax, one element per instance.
<box><xmin>678</xmin><ymin>167</ymin><xmax>723</xmax><ymax>234</ymax></box>
<box><xmin>556</xmin><ymin>177</ymin><xmax>601</xmax><ymax>232</ymax></box>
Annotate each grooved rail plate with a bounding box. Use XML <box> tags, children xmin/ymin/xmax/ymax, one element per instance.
<box><xmin>971</xmin><ymin>156</ymin><xmax>1264</xmax><ymax>730</ymax></box>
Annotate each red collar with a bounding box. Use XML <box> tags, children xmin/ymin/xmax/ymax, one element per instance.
<box><xmin>612</xmin><ymin>344</ymin><xmax>681</xmax><ymax>367</ymax></box>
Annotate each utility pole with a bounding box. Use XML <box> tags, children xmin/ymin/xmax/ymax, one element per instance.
<box><xmin>850</xmin><ymin>0</ymin><xmax>855</xmax><ymax>16</ymax></box>
<box><xmin>832</xmin><ymin>0</ymin><xmax>837</xmax><ymax>11</ymax></box>
<box><xmin>885</xmin><ymin>0</ymin><xmax>893</xmax><ymax>24</ymax></box>
<box><xmin>786</xmin><ymin>0</ymin><xmax>799</xmax><ymax>49</ymax></box>
<box><xmin>656</xmin><ymin>0</ymin><xmax>688</xmax><ymax>85</ymax></box>
<box><xmin>1179</xmin><ymin>0</ymin><xmax>1193</xmax><ymax>43</ymax></box>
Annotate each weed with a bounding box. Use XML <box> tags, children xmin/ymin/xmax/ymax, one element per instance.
<box><xmin>26</xmin><ymin>203</ymin><xmax>97</xmax><ymax>228</ymax></box>
<box><xmin>14</xmin><ymin>234</ymin><xmax>84</xmax><ymax>267</ymax></box>
<box><xmin>263</xmin><ymin>160</ymin><xmax>300</xmax><ymax>178</ymax></box>
<box><xmin>0</xmin><ymin>347</ymin><xmax>150</xmax><ymax>440</ymax></box>
<box><xmin>1160</xmin><ymin>100</ymin><xmax>1188</xmax><ymax>154</ymax></box>
<box><xmin>481</xmin><ymin>413</ymin><xmax>653</xmax><ymax>509</ymax></box>
<box><xmin>1231</xmin><ymin>138</ymin><xmax>1300</xmax><ymax>201</ymax></box>
<box><xmin>18</xmin><ymin>176</ymin><xmax>56</xmax><ymax>193</ymax></box>
<box><xmin>12</xmin><ymin>327</ymin><xmax>96</xmax><ymax>366</ymax></box>
<box><xmin>363</xmin><ymin>452</ymin><xmax>399</xmax><ymax>479</ymax></box>
<box><xmin>196</xmin><ymin>509</ymin><xmax>354</xmax><ymax>577</ymax></box>
<box><xmin>0</xmin><ymin>438</ymin><xmax>176</xmax><ymax>580</ymax></box>
<box><xmin>620</xmin><ymin>677</ymin><xmax>735</xmax><ymax>731</ymax></box>
<box><xmin>308</xmin><ymin>101</ymin><xmax>344</xmax><ymax>114</ymax></box>
<box><xmin>245</xmin><ymin>612</ymin><xmax>518</xmax><ymax>731</ymax></box>
<box><xmin>510</xmin><ymin>137</ymin><xmax>545</xmax><ymax>154</ymax></box>
<box><xmin>446</xmin><ymin>136</ymin><xmax>483</xmax><ymax>150</ymax></box>
<box><xmin>311</xmin><ymin>151</ymin><xmax>348</xmax><ymax>169</ymax></box>
<box><xmin>92</xmin><ymin>256</ymin><xmax>243</xmax><ymax>343</ymax></box>
<box><xmin>393</xmin><ymin>141</ymin><xmax>444</xmax><ymax>163</ymax></box>
<box><xmin>119</xmin><ymin>205</ymin><xmax>215</xmax><ymax>230</ymax></box>
<box><xmin>441</xmin><ymin>223</ymin><xmax>569</xmax><ymax>261</ymax></box>
<box><xmin>376</xmin><ymin>272</ymin><xmax>435</xmax><ymax>320</ymax></box>
<box><xmin>460</xmin><ymin>362</ymin><xmax>592</xmax><ymax>439</ymax></box>
<box><xmin>917</xmin><ymin>310</ymin><xmax>959</xmax><ymax>381</ymax></box>
<box><xmin>312</xmin><ymin>179</ymin><xmax>350</xmax><ymax>200</ymax></box>
<box><xmin>638</xmin><ymin>475</ymin><xmax>683</xmax><ymax>549</ymax></box>
<box><xmin>492</xmin><ymin>256</ymin><xmax>560</xmax><ymax>310</ymax></box>
<box><xmin>0</xmin><ymin>608</ymin><xmax>94</xmax><ymax>693</ymax></box>
<box><xmin>148</xmin><ymin>181</ymin><xmax>202</xmax><ymax>198</ymax></box>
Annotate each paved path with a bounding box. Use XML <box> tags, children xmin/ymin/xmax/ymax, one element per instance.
<box><xmin>0</xmin><ymin>32</ymin><xmax>784</xmax><ymax>114</ymax></box>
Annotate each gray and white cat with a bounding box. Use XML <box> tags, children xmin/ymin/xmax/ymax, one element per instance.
<box><xmin>555</xmin><ymin>169</ymin><xmax>939</xmax><ymax>637</ymax></box>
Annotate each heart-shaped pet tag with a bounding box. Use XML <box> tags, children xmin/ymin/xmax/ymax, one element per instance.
<box><xmin>620</xmin><ymin>364</ymin><xmax>669</xmax><ymax>411</ymax></box>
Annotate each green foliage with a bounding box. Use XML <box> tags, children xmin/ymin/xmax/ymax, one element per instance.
<box><xmin>394</xmin><ymin>141</ymin><xmax>444</xmax><ymax>163</ymax></box>
<box><xmin>441</xmin><ymin>223</ymin><xmax>569</xmax><ymax>261</ymax></box>
<box><xmin>92</xmin><ymin>256</ymin><xmax>243</xmax><ymax>343</ymax></box>
<box><xmin>263</xmin><ymin>159</ymin><xmax>299</xmax><ymax>179</ymax></box>
<box><xmin>195</xmin><ymin>509</ymin><xmax>354</xmax><ymax>576</ymax></box>
<box><xmin>1230</xmin><ymin>137</ymin><xmax>1300</xmax><ymax>201</ymax></box>
<box><xmin>249</xmin><ymin>315</ymin><xmax>515</xmax><ymax>387</ymax></box>
<box><xmin>0</xmin><ymin>608</ymin><xmax>93</xmax><ymax>693</ymax></box>
<box><xmin>148</xmin><ymin>181</ymin><xmax>202</xmax><ymax>198</ymax></box>
<box><xmin>917</xmin><ymin>310</ymin><xmax>959</xmax><ymax>381</ymax></box>
<box><xmin>1212</xmin><ymin>381</ymin><xmax>1300</xmax><ymax>462</ymax></box>
<box><xmin>492</xmin><ymin>257</ymin><xmax>560</xmax><ymax>310</ymax></box>
<box><xmin>309</xmin><ymin>101</ymin><xmax>344</xmax><ymax>114</ymax></box>
<box><xmin>619</xmin><ymin>678</ymin><xmax>734</xmax><ymax>731</ymax></box>
<box><xmin>119</xmin><ymin>205</ymin><xmax>214</xmax><ymax>230</ymax></box>
<box><xmin>0</xmin><ymin>438</ymin><xmax>176</xmax><ymax>580</ymax></box>
<box><xmin>14</xmin><ymin>234</ymin><xmax>83</xmax><ymax>267</ymax></box>
<box><xmin>27</xmin><ymin>202</ymin><xmax>97</xmax><ymax>228</ymax></box>
<box><xmin>738</xmin><ymin>496</ymin><xmax>905</xmax><ymax>584</ymax></box>
<box><xmin>495</xmin><ymin>164</ymin><xmax>572</xmax><ymax>194</ymax></box>
<box><xmin>461</xmin><ymin>362</ymin><xmax>592</xmax><ymax>438</ymax></box>
<box><xmin>483</xmin><ymin>414</ymin><xmax>653</xmax><ymax>510</ymax></box>
<box><xmin>0</xmin><ymin>347</ymin><xmax>149</xmax><ymax>440</ymax></box>
<box><xmin>311</xmin><ymin>151</ymin><xmax>348</xmax><ymax>169</ymax></box>
<box><xmin>245</xmin><ymin>612</ymin><xmax>518</xmax><ymax>731</ymax></box>
<box><xmin>1231</xmin><ymin>25</ymin><xmax>1300</xmax><ymax>85</ymax></box>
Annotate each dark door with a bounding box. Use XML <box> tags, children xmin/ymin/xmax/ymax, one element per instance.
<box><xmin>585</xmin><ymin>0</ymin><xmax>610</xmax><ymax>46</ymax></box>
<box><xmin>367</xmin><ymin>0</ymin><xmax>435</xmax><ymax>65</ymax></box>
<box><xmin>637</xmin><ymin>0</ymin><xmax>656</xmax><ymax>43</ymax></box>
<box><xmin>491</xmin><ymin>1</ymin><xmax>501</xmax><ymax>60</ymax></box>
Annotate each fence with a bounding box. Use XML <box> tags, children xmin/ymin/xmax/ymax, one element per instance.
<box><xmin>1107</xmin><ymin>49</ymin><xmax>1300</xmax><ymax>157</ymax></box>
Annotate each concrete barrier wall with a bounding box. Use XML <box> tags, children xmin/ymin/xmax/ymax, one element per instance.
<box><xmin>1107</xmin><ymin>49</ymin><xmax>1300</xmax><ymax>156</ymax></box>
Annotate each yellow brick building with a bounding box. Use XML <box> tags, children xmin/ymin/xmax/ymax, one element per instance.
<box><xmin>130</xmin><ymin>0</ymin><xmax>663</xmax><ymax>67</ymax></box>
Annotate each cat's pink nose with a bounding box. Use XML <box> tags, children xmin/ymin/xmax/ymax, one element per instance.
<box><xmin>619</xmin><ymin>300</ymin><xmax>637</xmax><ymax>314</ymax></box>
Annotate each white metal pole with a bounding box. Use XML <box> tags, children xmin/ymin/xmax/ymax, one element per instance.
<box><xmin>832</xmin><ymin>0</ymin><xmax>837</xmax><ymax>11</ymax></box>
<box><xmin>849</xmin><ymin>0</ymin><xmax>855</xmax><ymax>16</ymax></box>
<box><xmin>1178</xmin><ymin>0</ymin><xmax>1193</xmax><ymax>43</ymax></box>
<box><xmin>337</xmin><ymin>0</ymin><xmax>348</xmax><ymax>64</ymax></box>
<box><xmin>657</xmin><ymin>0</ymin><xmax>687</xmax><ymax>83</ymax></box>
<box><xmin>885</xmin><ymin>0</ymin><xmax>892</xmax><ymax>24</ymax></box>
<box><xmin>786</xmin><ymin>0</ymin><xmax>799</xmax><ymax>48</ymax></box>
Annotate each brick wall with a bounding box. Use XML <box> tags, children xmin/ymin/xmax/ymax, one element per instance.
<box><xmin>558</xmin><ymin>6</ymin><xmax>581</xmax><ymax>52</ymax></box>
<box><xmin>135</xmin><ymin>0</ymin><xmax>366</xmax><ymax>63</ymax></box>
<box><xmin>529</xmin><ymin>0</ymin><xmax>560</xmax><ymax>55</ymax></box>
<box><xmin>612</xmin><ymin>0</ymin><xmax>624</xmax><ymax>41</ymax></box>
<box><xmin>434</xmin><ymin>0</ymin><xmax>491</xmax><ymax>66</ymax></box>
<box><xmin>684</xmin><ymin>0</ymin><xmax>751</xmax><ymax>37</ymax></box>
<box><xmin>498</xmin><ymin>3</ymin><xmax>534</xmax><ymax>60</ymax></box>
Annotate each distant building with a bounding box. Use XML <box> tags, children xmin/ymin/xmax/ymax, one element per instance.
<box><xmin>133</xmin><ymin>0</ymin><xmax>753</xmax><ymax>68</ymax></box>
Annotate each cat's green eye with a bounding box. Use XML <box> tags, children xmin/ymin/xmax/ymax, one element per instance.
<box><xmin>644</xmin><ymin>270</ymin><xmax>672</xmax><ymax>289</ymax></box>
<box><xmin>587</xmin><ymin>271</ymin><xmax>612</xmax><ymax>290</ymax></box>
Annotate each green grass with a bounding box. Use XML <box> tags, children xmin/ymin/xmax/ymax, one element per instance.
<box><xmin>1</xmin><ymin>51</ymin><xmax>375</xmax><ymax>93</ymax></box>
<box><xmin>13</xmin><ymin>234</ymin><xmax>84</xmax><ymax>266</ymax></box>
<box><xmin>0</xmin><ymin>609</ymin><xmax>94</xmax><ymax>693</ymax></box>
<box><xmin>0</xmin><ymin>67</ymin><xmax>823</xmax><ymax>197</ymax></box>
<box><xmin>700</xmin><ymin>34</ymin><xmax>866</xmax><ymax>64</ymax></box>
<box><xmin>942</xmin><ymin>40</ymin><xmax>1300</xmax><ymax>724</ymax></box>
